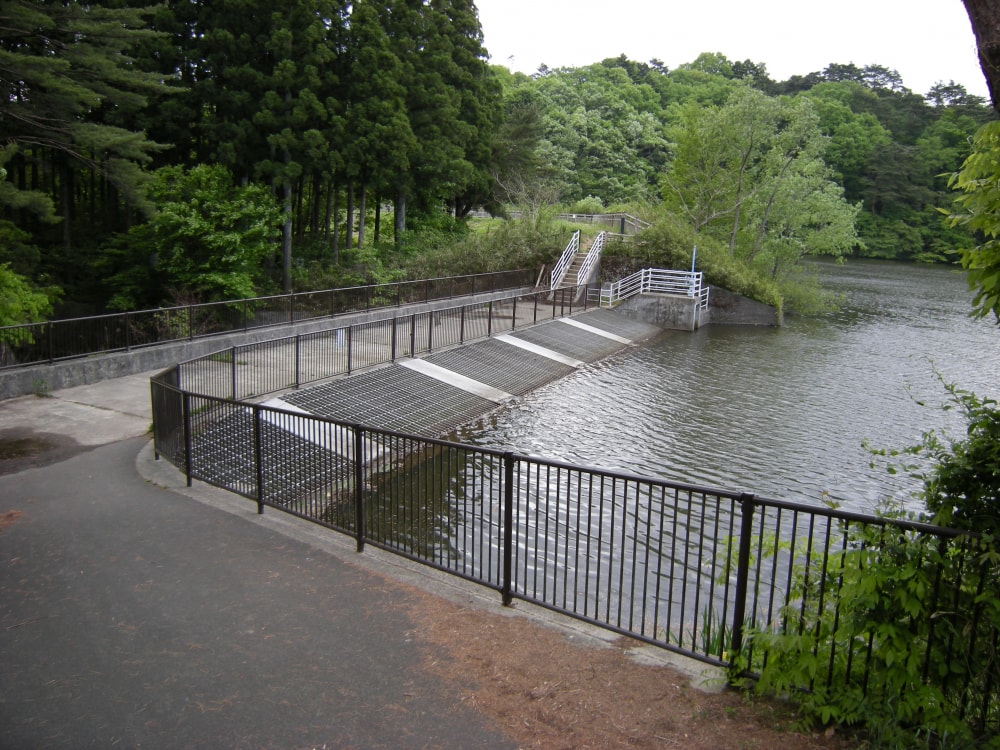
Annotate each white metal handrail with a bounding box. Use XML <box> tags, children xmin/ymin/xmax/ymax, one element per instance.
<box><xmin>550</xmin><ymin>230</ymin><xmax>580</xmax><ymax>290</ymax></box>
<box><xmin>598</xmin><ymin>268</ymin><xmax>710</xmax><ymax>310</ymax></box>
<box><xmin>575</xmin><ymin>231</ymin><xmax>605</xmax><ymax>287</ymax></box>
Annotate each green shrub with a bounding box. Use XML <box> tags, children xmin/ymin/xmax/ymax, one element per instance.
<box><xmin>740</xmin><ymin>381</ymin><xmax>1000</xmax><ymax>748</ymax></box>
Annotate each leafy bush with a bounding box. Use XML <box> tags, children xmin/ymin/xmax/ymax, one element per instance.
<box><xmin>569</xmin><ymin>195</ymin><xmax>605</xmax><ymax>214</ymax></box>
<box><xmin>102</xmin><ymin>165</ymin><xmax>283</xmax><ymax>308</ymax></box>
<box><xmin>400</xmin><ymin>215</ymin><xmax>566</xmax><ymax>278</ymax></box>
<box><xmin>741</xmin><ymin>381</ymin><xmax>1000</xmax><ymax>748</ymax></box>
<box><xmin>605</xmin><ymin>212</ymin><xmax>785</xmax><ymax>314</ymax></box>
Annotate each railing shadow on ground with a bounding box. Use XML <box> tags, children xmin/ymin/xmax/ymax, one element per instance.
<box><xmin>149</xmin><ymin>283</ymin><xmax>999</xmax><ymax>737</ymax></box>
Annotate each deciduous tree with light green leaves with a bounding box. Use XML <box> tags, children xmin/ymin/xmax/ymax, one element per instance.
<box><xmin>103</xmin><ymin>165</ymin><xmax>282</xmax><ymax>309</ymax></box>
<box><xmin>662</xmin><ymin>84</ymin><xmax>858</xmax><ymax>282</ymax></box>
<box><xmin>946</xmin><ymin>119</ymin><xmax>1000</xmax><ymax>322</ymax></box>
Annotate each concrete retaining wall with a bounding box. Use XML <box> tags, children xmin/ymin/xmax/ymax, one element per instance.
<box><xmin>707</xmin><ymin>286</ymin><xmax>782</xmax><ymax>326</ymax></box>
<box><xmin>0</xmin><ymin>288</ymin><xmax>531</xmax><ymax>401</ymax></box>
<box><xmin>611</xmin><ymin>285</ymin><xmax>780</xmax><ymax>331</ymax></box>
<box><xmin>615</xmin><ymin>293</ymin><xmax>706</xmax><ymax>331</ymax></box>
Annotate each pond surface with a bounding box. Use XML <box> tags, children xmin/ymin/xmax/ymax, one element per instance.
<box><xmin>460</xmin><ymin>259</ymin><xmax>1000</xmax><ymax>514</ymax></box>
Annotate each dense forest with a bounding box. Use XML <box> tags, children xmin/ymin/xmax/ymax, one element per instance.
<box><xmin>0</xmin><ymin>0</ymin><xmax>996</xmax><ymax>324</ymax></box>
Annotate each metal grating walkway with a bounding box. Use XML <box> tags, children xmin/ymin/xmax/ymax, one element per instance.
<box><xmin>571</xmin><ymin>308</ymin><xmax>665</xmax><ymax>340</ymax></box>
<box><xmin>423</xmin><ymin>339</ymin><xmax>575</xmax><ymax>396</ymax></box>
<box><xmin>508</xmin><ymin>319</ymin><xmax>626</xmax><ymax>362</ymax></box>
<box><xmin>268</xmin><ymin>308</ymin><xmax>664</xmax><ymax>439</ymax></box>
<box><xmin>281</xmin><ymin>366</ymin><xmax>495</xmax><ymax>436</ymax></box>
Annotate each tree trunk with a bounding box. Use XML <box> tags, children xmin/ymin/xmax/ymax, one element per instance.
<box><xmin>331</xmin><ymin>184</ymin><xmax>340</xmax><ymax>264</ymax></box>
<box><xmin>963</xmin><ymin>0</ymin><xmax>1000</xmax><ymax>111</ymax></box>
<box><xmin>374</xmin><ymin>194</ymin><xmax>381</xmax><ymax>244</ymax></box>
<box><xmin>323</xmin><ymin>182</ymin><xmax>333</xmax><ymax>243</ymax></box>
<box><xmin>357</xmin><ymin>176</ymin><xmax>367</xmax><ymax>249</ymax></box>
<box><xmin>283</xmin><ymin>178</ymin><xmax>293</xmax><ymax>293</ymax></box>
<box><xmin>60</xmin><ymin>160</ymin><xmax>72</xmax><ymax>260</ymax></box>
<box><xmin>294</xmin><ymin>175</ymin><xmax>305</xmax><ymax>241</ymax></box>
<box><xmin>394</xmin><ymin>185</ymin><xmax>406</xmax><ymax>250</ymax></box>
<box><xmin>345</xmin><ymin>181</ymin><xmax>354</xmax><ymax>250</ymax></box>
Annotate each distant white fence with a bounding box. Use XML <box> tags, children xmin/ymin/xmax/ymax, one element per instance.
<box><xmin>597</xmin><ymin>268</ymin><xmax>710</xmax><ymax>309</ymax></box>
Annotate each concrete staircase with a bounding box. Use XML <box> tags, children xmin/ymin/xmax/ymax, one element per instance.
<box><xmin>556</xmin><ymin>252</ymin><xmax>589</xmax><ymax>291</ymax></box>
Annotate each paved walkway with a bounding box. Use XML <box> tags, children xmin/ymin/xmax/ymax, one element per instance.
<box><xmin>0</xmin><ymin>325</ymin><xmax>716</xmax><ymax>748</ymax></box>
<box><xmin>0</xmin><ymin>374</ymin><xmax>523</xmax><ymax>749</ymax></box>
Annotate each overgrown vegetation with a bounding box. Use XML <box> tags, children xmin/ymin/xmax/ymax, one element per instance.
<box><xmin>599</xmin><ymin>210</ymin><xmax>842</xmax><ymax>317</ymax></box>
<box><xmin>738</xmin><ymin>380</ymin><xmax>1000</xmax><ymax>748</ymax></box>
<box><xmin>1</xmin><ymin>0</ymin><xmax>995</xmax><ymax>324</ymax></box>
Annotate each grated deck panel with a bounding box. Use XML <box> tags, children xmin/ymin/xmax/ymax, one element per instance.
<box><xmin>282</xmin><ymin>366</ymin><xmax>494</xmax><ymax>437</ymax></box>
<box><xmin>573</xmin><ymin>309</ymin><xmax>666</xmax><ymax>341</ymax></box>
<box><xmin>508</xmin><ymin>321</ymin><xmax>626</xmax><ymax>361</ymax></box>
<box><xmin>188</xmin><ymin>407</ymin><xmax>352</xmax><ymax>509</ymax></box>
<box><xmin>424</xmin><ymin>339</ymin><xmax>574</xmax><ymax>396</ymax></box>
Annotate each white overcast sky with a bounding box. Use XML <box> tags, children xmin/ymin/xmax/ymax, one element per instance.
<box><xmin>474</xmin><ymin>0</ymin><xmax>989</xmax><ymax>99</ymax></box>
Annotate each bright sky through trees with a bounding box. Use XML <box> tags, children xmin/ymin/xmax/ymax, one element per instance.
<box><xmin>474</xmin><ymin>0</ymin><xmax>989</xmax><ymax>99</ymax></box>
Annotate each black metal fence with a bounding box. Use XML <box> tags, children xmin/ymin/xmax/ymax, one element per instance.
<box><xmin>0</xmin><ymin>269</ymin><xmax>533</xmax><ymax>370</ymax></box>
<box><xmin>148</xmin><ymin>287</ymin><xmax>1000</xmax><ymax>738</ymax></box>
<box><xmin>174</xmin><ymin>286</ymin><xmax>586</xmax><ymax>402</ymax></box>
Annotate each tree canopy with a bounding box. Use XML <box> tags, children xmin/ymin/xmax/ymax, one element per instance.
<box><xmin>0</xmin><ymin>0</ymin><xmax>996</xmax><ymax>321</ymax></box>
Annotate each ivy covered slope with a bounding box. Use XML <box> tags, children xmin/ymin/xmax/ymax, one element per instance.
<box><xmin>0</xmin><ymin>1</ymin><xmax>996</xmax><ymax>324</ymax></box>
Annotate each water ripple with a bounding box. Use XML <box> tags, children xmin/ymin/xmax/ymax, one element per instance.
<box><xmin>469</xmin><ymin>259</ymin><xmax>1000</xmax><ymax>513</ymax></box>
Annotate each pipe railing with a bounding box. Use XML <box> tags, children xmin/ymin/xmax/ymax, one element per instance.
<box><xmin>575</xmin><ymin>231</ymin><xmax>605</xmax><ymax>288</ymax></box>
<box><xmin>549</xmin><ymin>230</ymin><xmax>580</xmax><ymax>290</ymax></box>
<box><xmin>598</xmin><ymin>268</ymin><xmax>710</xmax><ymax>310</ymax></box>
<box><xmin>0</xmin><ymin>269</ymin><xmax>534</xmax><ymax>371</ymax></box>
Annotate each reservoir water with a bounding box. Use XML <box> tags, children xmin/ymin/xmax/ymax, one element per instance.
<box><xmin>460</xmin><ymin>259</ymin><xmax>1000</xmax><ymax>515</ymax></box>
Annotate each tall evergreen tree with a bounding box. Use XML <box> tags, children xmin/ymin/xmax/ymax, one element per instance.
<box><xmin>0</xmin><ymin>0</ymin><xmax>168</xmax><ymax>259</ymax></box>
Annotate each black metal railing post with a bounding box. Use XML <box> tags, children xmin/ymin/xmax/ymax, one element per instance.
<box><xmin>294</xmin><ymin>334</ymin><xmax>301</xmax><ymax>388</ymax></box>
<box><xmin>47</xmin><ymin>321</ymin><xmax>54</xmax><ymax>364</ymax></box>
<box><xmin>124</xmin><ymin>311</ymin><xmax>131</xmax><ymax>351</ymax></box>
<box><xmin>253</xmin><ymin>405</ymin><xmax>265</xmax><ymax>515</ymax></box>
<box><xmin>353</xmin><ymin>424</ymin><xmax>366</xmax><ymax>552</ymax></box>
<box><xmin>150</xmin><ymin>380</ymin><xmax>160</xmax><ymax>461</ymax></box>
<box><xmin>730</xmin><ymin>493</ymin><xmax>757</xmax><ymax>663</ymax></box>
<box><xmin>409</xmin><ymin>314</ymin><xmax>416</xmax><ymax>356</ymax></box>
<box><xmin>511</xmin><ymin>296</ymin><xmax>517</xmax><ymax>330</ymax></box>
<box><xmin>231</xmin><ymin>346</ymin><xmax>237</xmax><ymax>400</ymax></box>
<box><xmin>459</xmin><ymin>305</ymin><xmax>466</xmax><ymax>344</ymax></box>
<box><xmin>391</xmin><ymin>318</ymin><xmax>398</xmax><ymax>361</ymax></box>
<box><xmin>502</xmin><ymin>451</ymin><xmax>515</xmax><ymax>606</ymax></box>
<box><xmin>346</xmin><ymin>326</ymin><xmax>353</xmax><ymax>375</ymax></box>
<box><xmin>182</xmin><ymin>392</ymin><xmax>193</xmax><ymax>488</ymax></box>
<box><xmin>487</xmin><ymin>300</ymin><xmax>494</xmax><ymax>337</ymax></box>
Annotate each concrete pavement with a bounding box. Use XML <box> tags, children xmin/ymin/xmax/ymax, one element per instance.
<box><xmin>0</xmin><ymin>366</ymin><xmax>718</xmax><ymax>749</ymax></box>
<box><xmin>0</xmin><ymin>372</ymin><xmax>525</xmax><ymax>748</ymax></box>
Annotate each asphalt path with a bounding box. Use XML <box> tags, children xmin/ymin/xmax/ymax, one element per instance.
<box><xmin>0</xmin><ymin>374</ymin><xmax>516</xmax><ymax>749</ymax></box>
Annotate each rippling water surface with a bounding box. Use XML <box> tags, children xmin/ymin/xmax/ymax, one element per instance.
<box><xmin>461</xmin><ymin>259</ymin><xmax>1000</xmax><ymax>513</ymax></box>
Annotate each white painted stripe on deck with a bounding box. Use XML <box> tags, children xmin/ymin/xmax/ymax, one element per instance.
<box><xmin>494</xmin><ymin>334</ymin><xmax>585</xmax><ymax>368</ymax></box>
<box><xmin>398</xmin><ymin>358</ymin><xmax>512</xmax><ymax>403</ymax></box>
<box><xmin>257</xmin><ymin>397</ymin><xmax>386</xmax><ymax>459</ymax></box>
<box><xmin>558</xmin><ymin>317</ymin><xmax>632</xmax><ymax>344</ymax></box>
